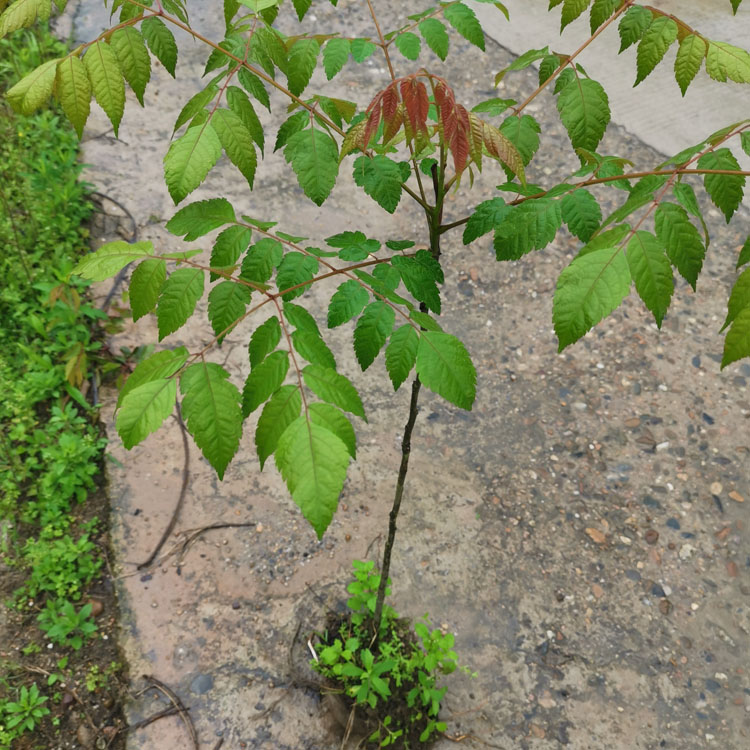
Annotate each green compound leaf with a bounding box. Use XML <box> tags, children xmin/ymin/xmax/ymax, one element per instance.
<box><xmin>556</xmin><ymin>76</ymin><xmax>610</xmax><ymax>153</ymax></box>
<box><xmin>698</xmin><ymin>148</ymin><xmax>745</xmax><ymax>222</ymax></box>
<box><xmin>385</xmin><ymin>324</ymin><xmax>418</xmax><ymax>391</ymax></box>
<box><xmin>325</xmin><ymin>230</ymin><xmax>380</xmax><ymax>261</ymax></box>
<box><xmin>309</xmin><ymin>403</ymin><xmax>356</xmax><ymax>458</ymax></box>
<box><xmin>284</xmin><ymin>127</ymin><xmax>339</xmax><ymax>206</ymax></box>
<box><xmin>226</xmin><ymin>85</ymin><xmax>265</xmax><ymax>155</ymax></box>
<box><xmin>130</xmin><ymin>258</ymin><xmax>166</xmax><ymax>322</ymax></box>
<box><xmin>238</xmin><ymin>67</ymin><xmax>270</xmax><ymax>110</ymax></box>
<box><xmin>706</xmin><ymin>41</ymin><xmax>750</xmax><ymax>84</ymax></box>
<box><xmin>722</xmin><ymin>307</ymin><xmax>750</xmax><ymax>368</ymax></box>
<box><xmin>352</xmin><ymin>155</ymin><xmax>408</xmax><ymax>213</ymax></box>
<box><xmin>553</xmin><ymin>245</ymin><xmax>631</xmax><ymax>351</ymax></box>
<box><xmin>419</xmin><ymin>18</ymin><xmax>449</xmax><ymax>61</ymax></box>
<box><xmin>166</xmin><ymin>198</ymin><xmax>236</xmax><ymax>241</ymax></box>
<box><xmin>164</xmin><ymin>121</ymin><xmax>223</xmax><ymax>204</ymax></box>
<box><xmin>416</xmin><ymin>331</ymin><xmax>476</xmax><ymax>410</ymax></box>
<box><xmin>274</xmin><ymin>110</ymin><xmax>308</xmax><ymax>152</ymax></box>
<box><xmin>141</xmin><ymin>16</ymin><xmax>178</xmax><ymax>77</ymax></box>
<box><xmin>444</xmin><ymin>2</ymin><xmax>485</xmax><ymax>50</ymax></box>
<box><xmin>351</xmin><ymin>38</ymin><xmax>377</xmax><ymax>62</ymax></box>
<box><xmin>283</xmin><ymin>301</ymin><xmax>321</xmax><ymax>334</ymax></box>
<box><xmin>654</xmin><ymin>202</ymin><xmax>705</xmax><ymax>290</ymax></box>
<box><xmin>675</xmin><ymin>34</ymin><xmax>706</xmax><ymax>96</ymax></box>
<box><xmin>291</xmin><ymin>0</ymin><xmax>311</xmax><ymax>21</ymax></box>
<box><xmin>55</xmin><ymin>57</ymin><xmax>90</xmax><ymax>137</ymax></box>
<box><xmin>1</xmin><ymin>0</ymin><xmax>50</xmax><ymax>39</ymax></box>
<box><xmin>471</xmin><ymin>97</ymin><xmax>516</xmax><ymax>117</ymax></box>
<box><xmin>73</xmin><ymin>240</ymin><xmax>152</xmax><ymax>281</ymax></box>
<box><xmin>241</xmin><ymin>237</ymin><xmax>284</xmax><ymax>284</ymax></box>
<box><xmin>210</xmin><ymin>225</ymin><xmax>252</xmax><ymax>281</ymax></box>
<box><xmin>635</xmin><ymin>15</ymin><xmax>677</xmax><ymax>85</ymax></box>
<box><xmin>255</xmin><ymin>384</ymin><xmax>301</xmax><ymax>469</ymax></box>
<box><xmin>302</xmin><ymin>364</ymin><xmax>366</xmax><ymax>420</ymax></box>
<box><xmin>328</xmin><ymin>280</ymin><xmax>370</xmax><ymax>328</ymax></box>
<box><xmin>391</xmin><ymin>249</ymin><xmax>444</xmax><ymax>314</ymax></box>
<box><xmin>172</xmin><ymin>83</ymin><xmax>218</xmax><ymax>134</ymax></box>
<box><xmin>7</xmin><ymin>57</ymin><xmax>58</xmax><ymax>115</ymax></box>
<box><xmin>292</xmin><ymin>329</ymin><xmax>336</xmax><ymax>369</ymax></box>
<box><xmin>275</xmin><ymin>416</ymin><xmax>350</xmax><ymax>538</ymax></box>
<box><xmin>722</xmin><ymin>267</ymin><xmax>750</xmax><ymax>331</ymax></box>
<box><xmin>395</xmin><ymin>32</ymin><xmax>421</xmax><ymax>61</ymax></box>
<box><xmin>626</xmin><ymin>231</ymin><xmax>673</xmax><ymax>327</ymax></box>
<box><xmin>618</xmin><ymin>5</ymin><xmax>651</xmax><ymax>53</ymax></box>
<box><xmin>208</xmin><ymin>280</ymin><xmax>252</xmax><ymax>342</ymax></box>
<box><xmin>323</xmin><ymin>37</ymin><xmax>350</xmax><ymax>79</ymax></box>
<box><xmin>499</xmin><ymin>114</ymin><xmax>541</xmax><ymax>166</ymax></box>
<box><xmin>117</xmin><ymin>347</ymin><xmax>189</xmax><ymax>408</ymax></box>
<box><xmin>463</xmin><ymin>197</ymin><xmax>511</xmax><ymax>244</ymax></box>
<box><xmin>590</xmin><ymin>0</ymin><xmax>618</xmax><ymax>33</ymax></box>
<box><xmin>157</xmin><ymin>267</ymin><xmax>205</xmax><ymax>340</ymax></box>
<box><xmin>495</xmin><ymin>46</ymin><xmax>549</xmax><ymax>85</ymax></box>
<box><xmin>116</xmin><ymin>378</ymin><xmax>177</xmax><ymax>449</ymax></box>
<box><xmin>286</xmin><ymin>38</ymin><xmax>319</xmax><ymax>96</ymax></box>
<box><xmin>494</xmin><ymin>198</ymin><xmax>562</xmax><ymax>260</ymax></box>
<box><xmin>560</xmin><ymin>0</ymin><xmax>590</xmax><ymax>33</ymax></box>
<box><xmin>249</xmin><ymin>316</ymin><xmax>282</xmax><ymax>367</ymax></box>
<box><xmin>242</xmin><ymin>350</ymin><xmax>289</xmax><ymax>416</ymax></box>
<box><xmin>561</xmin><ymin>188</ymin><xmax>602</xmax><ymax>243</ymax></box>
<box><xmin>109</xmin><ymin>27</ymin><xmax>151</xmax><ymax>106</ymax></box>
<box><xmin>353</xmin><ymin>301</ymin><xmax>395</xmax><ymax>371</ymax></box>
<box><xmin>181</xmin><ymin>362</ymin><xmax>243</xmax><ymax>479</ymax></box>
<box><xmin>276</xmin><ymin>251</ymin><xmax>319</xmax><ymax>300</ymax></box>
<box><xmin>737</xmin><ymin>236</ymin><xmax>750</xmax><ymax>269</ymax></box>
<box><xmin>213</xmin><ymin>107</ymin><xmax>257</xmax><ymax>189</ymax></box>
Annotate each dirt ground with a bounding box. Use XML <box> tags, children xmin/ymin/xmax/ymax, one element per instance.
<box><xmin>63</xmin><ymin>1</ymin><xmax>750</xmax><ymax>748</ymax></box>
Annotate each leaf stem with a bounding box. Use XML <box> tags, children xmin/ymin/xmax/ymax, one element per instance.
<box><xmin>512</xmin><ymin>0</ymin><xmax>634</xmax><ymax>116</ymax></box>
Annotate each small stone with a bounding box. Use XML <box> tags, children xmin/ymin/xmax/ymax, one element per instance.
<box><xmin>666</xmin><ymin>518</ymin><xmax>681</xmax><ymax>530</ymax></box>
<box><xmin>624</xmin><ymin>417</ymin><xmax>641</xmax><ymax>428</ymax></box>
<box><xmin>231</xmin><ymin>601</ymin><xmax>241</xmax><ymax>610</ymax></box>
<box><xmin>645</xmin><ymin>529</ymin><xmax>659</xmax><ymax>545</ymax></box>
<box><xmin>655</xmin><ymin>441</ymin><xmax>670</xmax><ymax>452</ymax></box>
<box><xmin>705</xmin><ymin>679</ymin><xmax>721</xmax><ymax>693</ymax></box>
<box><xmin>625</xmin><ymin>569</ymin><xmax>641</xmax><ymax>582</ymax></box>
<box><xmin>538</xmin><ymin>691</ymin><xmax>556</xmax><ymax>709</ymax></box>
<box><xmin>651</xmin><ymin>583</ymin><xmax>666</xmax><ymax>597</ymax></box>
<box><xmin>572</xmin><ymin>401</ymin><xmax>587</xmax><ymax>411</ymax></box>
<box><xmin>729</xmin><ymin>490</ymin><xmax>745</xmax><ymax>503</ymax></box>
<box><xmin>716</xmin><ymin>526</ymin><xmax>731</xmax><ymax>541</ymax></box>
<box><xmin>190</xmin><ymin>673</ymin><xmax>214</xmax><ymax>695</ymax></box>
<box><xmin>151</xmin><ymin>601</ymin><xmax>158</xmax><ymax>608</ymax></box>
<box><xmin>659</xmin><ymin>599</ymin><xmax>673</xmax><ymax>615</ymax></box>
<box><xmin>345</xmin><ymin>533</ymin><xmax>351</xmax><ymax>541</ymax></box>
<box><xmin>727</xmin><ymin>561</ymin><xmax>739</xmax><ymax>578</ymax></box>
<box><xmin>88</xmin><ymin>599</ymin><xmax>104</xmax><ymax>617</ymax></box>
<box><xmin>76</xmin><ymin>724</ymin><xmax>94</xmax><ymax>748</ymax></box>
<box><xmin>585</xmin><ymin>527</ymin><xmax>606</xmax><ymax>544</ymax></box>
<box><xmin>679</xmin><ymin>544</ymin><xmax>696</xmax><ymax>560</ymax></box>
<box><xmin>256</xmin><ymin>523</ymin><xmax>263</xmax><ymax>533</ymax></box>
<box><xmin>592</xmin><ymin>583</ymin><xmax>605</xmax><ymax>599</ymax></box>
<box><xmin>710</xmin><ymin>482</ymin><xmax>723</xmax><ymax>496</ymax></box>
<box><xmin>529</xmin><ymin>723</ymin><xmax>546</xmax><ymax>738</ymax></box>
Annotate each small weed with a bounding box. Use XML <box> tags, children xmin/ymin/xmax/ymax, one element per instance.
<box><xmin>311</xmin><ymin>561</ymin><xmax>472</xmax><ymax>748</ymax></box>
<box><xmin>84</xmin><ymin>662</ymin><xmax>119</xmax><ymax>693</ymax></box>
<box><xmin>0</xmin><ymin>683</ymin><xmax>49</xmax><ymax>734</ymax></box>
<box><xmin>37</xmin><ymin>599</ymin><xmax>97</xmax><ymax>651</ymax></box>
